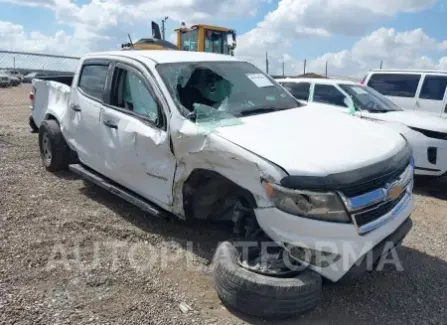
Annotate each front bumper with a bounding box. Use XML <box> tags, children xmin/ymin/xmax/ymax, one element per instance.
<box><xmin>405</xmin><ymin>129</ymin><xmax>447</xmax><ymax>176</ymax></box>
<box><xmin>255</xmin><ymin>191</ymin><xmax>413</xmax><ymax>282</ymax></box>
<box><xmin>346</xmin><ymin>216</ymin><xmax>412</xmax><ymax>276</ymax></box>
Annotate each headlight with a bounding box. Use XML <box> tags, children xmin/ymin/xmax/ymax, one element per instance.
<box><xmin>262</xmin><ymin>181</ymin><xmax>350</xmax><ymax>222</ymax></box>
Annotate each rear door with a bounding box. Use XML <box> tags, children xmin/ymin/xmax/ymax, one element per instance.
<box><xmin>67</xmin><ymin>59</ymin><xmax>111</xmax><ymax>174</ymax></box>
<box><xmin>100</xmin><ymin>60</ymin><xmax>176</xmax><ymax>206</ymax></box>
<box><xmin>416</xmin><ymin>74</ymin><xmax>447</xmax><ymax>117</ymax></box>
<box><xmin>365</xmin><ymin>72</ymin><xmax>421</xmax><ymax>110</ymax></box>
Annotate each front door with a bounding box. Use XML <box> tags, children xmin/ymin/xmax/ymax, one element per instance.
<box><xmin>415</xmin><ymin>74</ymin><xmax>447</xmax><ymax>117</ymax></box>
<box><xmin>99</xmin><ymin>62</ymin><xmax>176</xmax><ymax>206</ymax></box>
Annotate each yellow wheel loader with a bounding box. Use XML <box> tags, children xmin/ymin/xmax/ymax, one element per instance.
<box><xmin>121</xmin><ymin>21</ymin><xmax>236</xmax><ymax>56</ymax></box>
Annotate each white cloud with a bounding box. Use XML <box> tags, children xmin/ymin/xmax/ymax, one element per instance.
<box><xmin>0</xmin><ymin>0</ymin><xmax>260</xmax><ymax>29</ymax></box>
<box><xmin>239</xmin><ymin>0</ymin><xmax>436</xmax><ymax>45</ymax></box>
<box><xmin>0</xmin><ymin>21</ymin><xmax>90</xmax><ymax>55</ymax></box>
<box><xmin>1</xmin><ymin>0</ymin><xmax>445</xmax><ymax>78</ymax></box>
<box><xmin>0</xmin><ymin>0</ymin><xmax>262</xmax><ymax>57</ymax></box>
<box><xmin>236</xmin><ymin>0</ymin><xmax>442</xmax><ymax>76</ymax></box>
<box><xmin>274</xmin><ymin>28</ymin><xmax>447</xmax><ymax>77</ymax></box>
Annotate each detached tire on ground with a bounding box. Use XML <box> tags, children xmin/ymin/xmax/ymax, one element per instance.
<box><xmin>213</xmin><ymin>241</ymin><xmax>322</xmax><ymax>319</ymax></box>
<box><xmin>38</xmin><ymin>119</ymin><xmax>69</xmax><ymax>171</ymax></box>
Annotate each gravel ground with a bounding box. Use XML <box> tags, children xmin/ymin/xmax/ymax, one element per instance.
<box><xmin>1</xmin><ymin>85</ymin><xmax>446</xmax><ymax>324</ymax></box>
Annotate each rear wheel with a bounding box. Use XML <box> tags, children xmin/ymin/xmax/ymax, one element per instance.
<box><xmin>38</xmin><ymin>120</ymin><xmax>69</xmax><ymax>171</ymax></box>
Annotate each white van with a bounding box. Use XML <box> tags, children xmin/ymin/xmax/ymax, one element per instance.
<box><xmin>362</xmin><ymin>69</ymin><xmax>447</xmax><ymax>118</ymax></box>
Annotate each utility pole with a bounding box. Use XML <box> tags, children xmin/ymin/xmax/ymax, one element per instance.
<box><xmin>13</xmin><ymin>57</ymin><xmax>16</xmax><ymax>70</ymax></box>
<box><xmin>265</xmin><ymin>52</ymin><xmax>269</xmax><ymax>74</ymax></box>
<box><xmin>161</xmin><ymin>16</ymin><xmax>169</xmax><ymax>40</ymax></box>
<box><xmin>325</xmin><ymin>60</ymin><xmax>328</xmax><ymax>77</ymax></box>
<box><xmin>303</xmin><ymin>59</ymin><xmax>307</xmax><ymax>75</ymax></box>
<box><xmin>380</xmin><ymin>60</ymin><xmax>383</xmax><ymax>69</ymax></box>
<box><xmin>282</xmin><ymin>60</ymin><xmax>285</xmax><ymax>77</ymax></box>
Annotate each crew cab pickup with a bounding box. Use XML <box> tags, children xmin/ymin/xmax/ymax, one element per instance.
<box><xmin>31</xmin><ymin>50</ymin><xmax>414</xmax><ymax>283</ymax></box>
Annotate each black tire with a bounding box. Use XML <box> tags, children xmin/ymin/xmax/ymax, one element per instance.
<box><xmin>213</xmin><ymin>241</ymin><xmax>322</xmax><ymax>320</ymax></box>
<box><xmin>29</xmin><ymin>116</ymin><xmax>39</xmax><ymax>133</ymax></box>
<box><xmin>38</xmin><ymin>119</ymin><xmax>69</xmax><ymax>171</ymax></box>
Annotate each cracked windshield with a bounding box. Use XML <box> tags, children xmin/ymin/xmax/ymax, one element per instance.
<box><xmin>157</xmin><ymin>61</ymin><xmax>299</xmax><ymax>126</ymax></box>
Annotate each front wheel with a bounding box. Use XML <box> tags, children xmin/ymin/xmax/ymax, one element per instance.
<box><xmin>213</xmin><ymin>241</ymin><xmax>322</xmax><ymax>319</ymax></box>
<box><xmin>38</xmin><ymin>120</ymin><xmax>69</xmax><ymax>171</ymax></box>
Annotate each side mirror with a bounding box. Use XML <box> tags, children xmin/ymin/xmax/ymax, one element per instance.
<box><xmin>344</xmin><ymin>97</ymin><xmax>357</xmax><ymax>115</ymax></box>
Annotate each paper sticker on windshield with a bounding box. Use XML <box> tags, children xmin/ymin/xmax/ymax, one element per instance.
<box><xmin>351</xmin><ymin>86</ymin><xmax>368</xmax><ymax>95</ymax></box>
<box><xmin>246</xmin><ymin>73</ymin><xmax>274</xmax><ymax>87</ymax></box>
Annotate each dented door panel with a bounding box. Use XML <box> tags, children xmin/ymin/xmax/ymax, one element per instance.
<box><xmin>100</xmin><ymin>106</ymin><xmax>176</xmax><ymax>206</ymax></box>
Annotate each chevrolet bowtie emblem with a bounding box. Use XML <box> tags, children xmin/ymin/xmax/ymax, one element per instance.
<box><xmin>388</xmin><ymin>183</ymin><xmax>403</xmax><ymax>200</ymax></box>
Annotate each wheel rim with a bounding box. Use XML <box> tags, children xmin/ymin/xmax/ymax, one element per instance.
<box><xmin>41</xmin><ymin>132</ymin><xmax>52</xmax><ymax>166</ymax></box>
<box><xmin>238</xmin><ymin>245</ymin><xmax>304</xmax><ymax>278</ymax></box>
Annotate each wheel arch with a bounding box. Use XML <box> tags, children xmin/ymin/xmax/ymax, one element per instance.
<box><xmin>181</xmin><ymin>168</ymin><xmax>258</xmax><ymax>221</ymax></box>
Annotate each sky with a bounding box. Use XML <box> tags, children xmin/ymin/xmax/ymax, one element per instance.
<box><xmin>0</xmin><ymin>0</ymin><xmax>446</xmax><ymax>77</ymax></box>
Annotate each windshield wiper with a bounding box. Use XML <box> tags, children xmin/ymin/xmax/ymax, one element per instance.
<box><xmin>239</xmin><ymin>107</ymin><xmax>293</xmax><ymax>117</ymax></box>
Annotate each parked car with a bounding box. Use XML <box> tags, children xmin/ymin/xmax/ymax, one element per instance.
<box><xmin>8</xmin><ymin>70</ymin><xmax>24</xmax><ymax>82</ymax></box>
<box><xmin>0</xmin><ymin>72</ymin><xmax>11</xmax><ymax>87</ymax></box>
<box><xmin>23</xmin><ymin>72</ymin><xmax>39</xmax><ymax>83</ymax></box>
<box><xmin>362</xmin><ymin>69</ymin><xmax>447</xmax><ymax>117</ymax></box>
<box><xmin>10</xmin><ymin>76</ymin><xmax>21</xmax><ymax>86</ymax></box>
<box><xmin>31</xmin><ymin>50</ymin><xmax>414</xmax><ymax>319</ymax></box>
<box><xmin>0</xmin><ymin>70</ymin><xmax>21</xmax><ymax>86</ymax></box>
<box><xmin>277</xmin><ymin>77</ymin><xmax>447</xmax><ymax>177</ymax></box>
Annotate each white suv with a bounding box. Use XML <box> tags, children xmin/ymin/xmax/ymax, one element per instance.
<box><xmin>362</xmin><ymin>69</ymin><xmax>447</xmax><ymax>117</ymax></box>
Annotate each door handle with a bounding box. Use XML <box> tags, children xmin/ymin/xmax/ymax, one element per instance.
<box><xmin>103</xmin><ymin>120</ymin><xmax>118</xmax><ymax>129</ymax></box>
<box><xmin>70</xmin><ymin>104</ymin><xmax>81</xmax><ymax>112</ymax></box>
<box><xmin>444</xmin><ymin>103</ymin><xmax>447</xmax><ymax>114</ymax></box>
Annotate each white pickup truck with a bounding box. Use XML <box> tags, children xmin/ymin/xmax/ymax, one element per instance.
<box><xmin>31</xmin><ymin>50</ymin><xmax>414</xmax><ymax>319</ymax></box>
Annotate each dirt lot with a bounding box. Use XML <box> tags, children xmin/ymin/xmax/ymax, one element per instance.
<box><xmin>1</xmin><ymin>85</ymin><xmax>446</xmax><ymax>324</ymax></box>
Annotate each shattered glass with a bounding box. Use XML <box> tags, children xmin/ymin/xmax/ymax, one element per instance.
<box><xmin>192</xmin><ymin>103</ymin><xmax>243</xmax><ymax>131</ymax></box>
<box><xmin>156</xmin><ymin>61</ymin><xmax>299</xmax><ymax>129</ymax></box>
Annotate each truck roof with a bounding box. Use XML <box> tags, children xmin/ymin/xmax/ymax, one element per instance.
<box><xmin>84</xmin><ymin>50</ymin><xmax>240</xmax><ymax>64</ymax></box>
<box><xmin>369</xmin><ymin>68</ymin><xmax>447</xmax><ymax>74</ymax></box>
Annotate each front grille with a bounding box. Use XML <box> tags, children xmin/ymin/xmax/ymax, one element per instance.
<box><xmin>339</xmin><ymin>162</ymin><xmax>408</xmax><ymax>197</ymax></box>
<box><xmin>352</xmin><ymin>190</ymin><xmax>406</xmax><ymax>228</ymax></box>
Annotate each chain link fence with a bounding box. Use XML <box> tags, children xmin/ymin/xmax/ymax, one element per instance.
<box><xmin>0</xmin><ymin>50</ymin><xmax>79</xmax><ymax>133</ymax></box>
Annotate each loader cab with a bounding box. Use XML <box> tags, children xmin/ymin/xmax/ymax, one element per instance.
<box><xmin>176</xmin><ymin>24</ymin><xmax>236</xmax><ymax>56</ymax></box>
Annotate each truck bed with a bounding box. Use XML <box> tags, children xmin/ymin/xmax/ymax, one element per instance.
<box><xmin>31</xmin><ymin>76</ymin><xmax>73</xmax><ymax>129</ymax></box>
<box><xmin>36</xmin><ymin>74</ymin><xmax>74</xmax><ymax>87</ymax></box>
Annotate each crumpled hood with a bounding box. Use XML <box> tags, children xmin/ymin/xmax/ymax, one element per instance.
<box><xmin>362</xmin><ymin>110</ymin><xmax>447</xmax><ymax>133</ymax></box>
<box><xmin>214</xmin><ymin>105</ymin><xmax>406</xmax><ymax>176</ymax></box>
